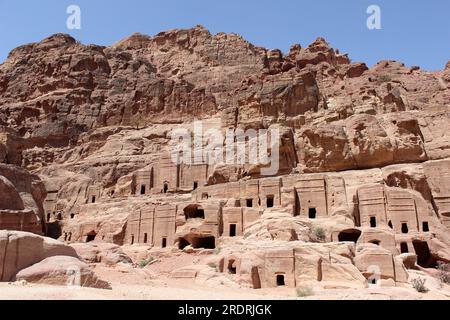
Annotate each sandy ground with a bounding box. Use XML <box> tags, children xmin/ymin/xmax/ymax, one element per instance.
<box><xmin>1</xmin><ymin>271</ymin><xmax>450</xmax><ymax>300</ymax></box>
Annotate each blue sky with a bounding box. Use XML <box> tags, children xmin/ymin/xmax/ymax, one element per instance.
<box><xmin>0</xmin><ymin>0</ymin><xmax>448</xmax><ymax>71</ymax></box>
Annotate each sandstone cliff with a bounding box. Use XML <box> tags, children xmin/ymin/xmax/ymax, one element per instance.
<box><xmin>0</xmin><ymin>26</ymin><xmax>449</xmax><ymax>294</ymax></box>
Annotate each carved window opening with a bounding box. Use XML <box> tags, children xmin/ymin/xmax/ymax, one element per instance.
<box><xmin>370</xmin><ymin>216</ymin><xmax>377</xmax><ymax>228</ymax></box>
<box><xmin>401</xmin><ymin>223</ymin><xmax>409</xmax><ymax>234</ymax></box>
<box><xmin>276</xmin><ymin>274</ymin><xmax>285</xmax><ymax>286</ymax></box>
<box><xmin>400</xmin><ymin>242</ymin><xmax>409</xmax><ymax>253</ymax></box>
<box><xmin>266</xmin><ymin>195</ymin><xmax>274</xmax><ymax>208</ymax></box>
<box><xmin>229</xmin><ymin>224</ymin><xmax>237</xmax><ymax>237</ymax></box>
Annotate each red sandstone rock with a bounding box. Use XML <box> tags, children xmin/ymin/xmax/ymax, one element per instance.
<box><xmin>0</xmin><ymin>27</ymin><xmax>449</xmax><ymax>297</ymax></box>
<box><xmin>14</xmin><ymin>255</ymin><xmax>111</xmax><ymax>289</ymax></box>
<box><xmin>0</xmin><ymin>230</ymin><xmax>77</xmax><ymax>281</ymax></box>
<box><xmin>0</xmin><ymin>164</ymin><xmax>46</xmax><ymax>234</ymax></box>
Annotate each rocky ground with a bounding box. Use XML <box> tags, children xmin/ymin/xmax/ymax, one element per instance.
<box><xmin>1</xmin><ymin>255</ymin><xmax>449</xmax><ymax>300</ymax></box>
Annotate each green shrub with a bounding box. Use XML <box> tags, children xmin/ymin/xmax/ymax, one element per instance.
<box><xmin>208</xmin><ymin>262</ymin><xmax>217</xmax><ymax>269</ymax></box>
<box><xmin>412</xmin><ymin>278</ymin><xmax>428</xmax><ymax>293</ymax></box>
<box><xmin>437</xmin><ymin>262</ymin><xmax>450</xmax><ymax>284</ymax></box>
<box><xmin>378</xmin><ymin>74</ymin><xmax>392</xmax><ymax>83</ymax></box>
<box><xmin>296</xmin><ymin>286</ymin><xmax>314</xmax><ymax>297</ymax></box>
<box><xmin>139</xmin><ymin>257</ymin><xmax>155</xmax><ymax>268</ymax></box>
<box><xmin>313</xmin><ymin>227</ymin><xmax>326</xmax><ymax>241</ymax></box>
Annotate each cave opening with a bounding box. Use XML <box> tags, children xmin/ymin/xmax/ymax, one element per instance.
<box><xmin>86</xmin><ymin>231</ymin><xmax>97</xmax><ymax>242</ymax></box>
<box><xmin>228</xmin><ymin>260</ymin><xmax>236</xmax><ymax>274</ymax></box>
<box><xmin>191</xmin><ymin>236</ymin><xmax>215</xmax><ymax>249</ymax></box>
<box><xmin>184</xmin><ymin>205</ymin><xmax>205</xmax><ymax>220</ymax></box>
<box><xmin>178</xmin><ymin>237</ymin><xmax>190</xmax><ymax>250</ymax></box>
<box><xmin>413</xmin><ymin>240</ymin><xmax>436</xmax><ymax>268</ymax></box>
<box><xmin>338</xmin><ymin>229</ymin><xmax>362</xmax><ymax>243</ymax></box>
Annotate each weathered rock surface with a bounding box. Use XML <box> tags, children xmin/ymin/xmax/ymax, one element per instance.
<box><xmin>14</xmin><ymin>255</ymin><xmax>111</xmax><ymax>289</ymax></box>
<box><xmin>0</xmin><ymin>164</ymin><xmax>46</xmax><ymax>234</ymax></box>
<box><xmin>70</xmin><ymin>243</ymin><xmax>132</xmax><ymax>265</ymax></box>
<box><xmin>0</xmin><ymin>26</ymin><xmax>449</xmax><ymax>296</ymax></box>
<box><xmin>0</xmin><ymin>230</ymin><xmax>77</xmax><ymax>281</ymax></box>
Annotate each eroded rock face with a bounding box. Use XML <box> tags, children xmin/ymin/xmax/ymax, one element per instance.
<box><xmin>1</xmin><ymin>27</ymin><xmax>450</xmax><ymax>293</ymax></box>
<box><xmin>0</xmin><ymin>175</ymin><xmax>24</xmax><ymax>210</ymax></box>
<box><xmin>0</xmin><ymin>230</ymin><xmax>77</xmax><ymax>281</ymax></box>
<box><xmin>0</xmin><ymin>164</ymin><xmax>46</xmax><ymax>234</ymax></box>
<box><xmin>14</xmin><ymin>256</ymin><xmax>111</xmax><ymax>289</ymax></box>
<box><xmin>70</xmin><ymin>243</ymin><xmax>132</xmax><ymax>266</ymax></box>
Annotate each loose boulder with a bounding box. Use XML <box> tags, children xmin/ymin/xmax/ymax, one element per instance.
<box><xmin>14</xmin><ymin>256</ymin><xmax>111</xmax><ymax>289</ymax></box>
<box><xmin>0</xmin><ymin>230</ymin><xmax>77</xmax><ymax>281</ymax></box>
